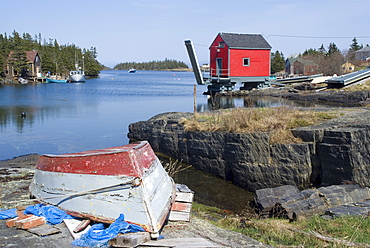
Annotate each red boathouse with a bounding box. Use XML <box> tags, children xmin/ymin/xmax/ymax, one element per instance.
<box><xmin>209</xmin><ymin>33</ymin><xmax>272</xmax><ymax>91</ymax></box>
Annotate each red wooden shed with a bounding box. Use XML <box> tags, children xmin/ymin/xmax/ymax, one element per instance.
<box><xmin>209</xmin><ymin>33</ymin><xmax>272</xmax><ymax>90</ymax></box>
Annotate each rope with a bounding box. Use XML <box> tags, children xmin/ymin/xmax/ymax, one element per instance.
<box><xmin>3</xmin><ymin>177</ymin><xmax>142</xmax><ymax>205</ymax></box>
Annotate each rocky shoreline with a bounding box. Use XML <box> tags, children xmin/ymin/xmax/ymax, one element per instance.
<box><xmin>128</xmin><ymin>107</ymin><xmax>370</xmax><ymax>192</ymax></box>
<box><xmin>218</xmin><ymin>88</ymin><xmax>370</xmax><ymax>107</ymax></box>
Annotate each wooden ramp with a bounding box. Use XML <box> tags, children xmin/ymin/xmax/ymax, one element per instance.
<box><xmin>141</xmin><ymin>237</ymin><xmax>217</xmax><ymax>247</ymax></box>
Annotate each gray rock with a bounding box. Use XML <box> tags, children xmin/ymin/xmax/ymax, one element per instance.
<box><xmin>254</xmin><ymin>185</ymin><xmax>300</xmax><ymax>216</ymax></box>
<box><xmin>265</xmin><ymin>184</ymin><xmax>370</xmax><ymax>220</ymax></box>
<box><xmin>128</xmin><ymin>109</ymin><xmax>370</xmax><ymax>191</ymax></box>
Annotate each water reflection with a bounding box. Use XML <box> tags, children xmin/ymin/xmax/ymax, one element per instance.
<box><xmin>159</xmin><ymin>156</ymin><xmax>254</xmax><ymax>214</ymax></box>
<box><xmin>197</xmin><ymin>95</ymin><xmax>318</xmax><ymax>112</ymax></box>
<box><xmin>0</xmin><ymin>106</ymin><xmax>35</xmax><ymax>133</ymax></box>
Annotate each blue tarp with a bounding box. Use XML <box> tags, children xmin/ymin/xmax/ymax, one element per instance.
<box><xmin>0</xmin><ymin>208</ymin><xmax>17</xmax><ymax>219</ymax></box>
<box><xmin>1</xmin><ymin>204</ymin><xmax>146</xmax><ymax>247</ymax></box>
<box><xmin>24</xmin><ymin>203</ymin><xmax>74</xmax><ymax>225</ymax></box>
<box><xmin>72</xmin><ymin>214</ymin><xmax>145</xmax><ymax>247</ymax></box>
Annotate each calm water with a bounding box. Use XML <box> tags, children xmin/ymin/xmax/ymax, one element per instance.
<box><xmin>0</xmin><ymin>70</ymin><xmax>201</xmax><ymax>160</ymax></box>
<box><xmin>0</xmin><ymin>70</ymin><xmax>305</xmax><ymax>161</ymax></box>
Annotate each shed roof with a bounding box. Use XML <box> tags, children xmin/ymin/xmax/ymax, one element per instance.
<box><xmin>8</xmin><ymin>50</ymin><xmax>39</xmax><ymax>62</ymax></box>
<box><xmin>218</xmin><ymin>33</ymin><xmax>272</xmax><ymax>50</ymax></box>
<box><xmin>286</xmin><ymin>57</ymin><xmax>317</xmax><ymax>66</ymax></box>
<box><xmin>355</xmin><ymin>45</ymin><xmax>370</xmax><ymax>53</ymax></box>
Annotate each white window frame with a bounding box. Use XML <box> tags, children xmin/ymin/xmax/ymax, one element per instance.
<box><xmin>243</xmin><ymin>58</ymin><xmax>250</xmax><ymax>66</ymax></box>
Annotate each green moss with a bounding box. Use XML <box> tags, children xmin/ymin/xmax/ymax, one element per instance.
<box><xmin>192</xmin><ymin>202</ymin><xmax>370</xmax><ymax>247</ymax></box>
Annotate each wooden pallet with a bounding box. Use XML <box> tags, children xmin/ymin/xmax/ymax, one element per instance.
<box><xmin>169</xmin><ymin>184</ymin><xmax>194</xmax><ymax>222</ymax></box>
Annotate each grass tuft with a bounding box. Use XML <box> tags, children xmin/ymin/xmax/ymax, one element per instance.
<box><xmin>180</xmin><ymin>107</ymin><xmax>337</xmax><ymax>144</ymax></box>
<box><xmin>163</xmin><ymin>158</ymin><xmax>191</xmax><ymax>177</ymax></box>
<box><xmin>192</xmin><ymin>202</ymin><xmax>370</xmax><ymax>247</ymax></box>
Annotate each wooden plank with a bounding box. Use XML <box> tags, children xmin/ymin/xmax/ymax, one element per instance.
<box><xmin>175</xmin><ymin>192</ymin><xmax>194</xmax><ymax>203</ymax></box>
<box><xmin>142</xmin><ymin>237</ymin><xmax>217</xmax><ymax>247</ymax></box>
<box><xmin>168</xmin><ymin>211</ymin><xmax>191</xmax><ymax>222</ymax></box>
<box><xmin>108</xmin><ymin>232</ymin><xmax>151</xmax><ymax>247</ymax></box>
<box><xmin>171</xmin><ymin>202</ymin><xmax>192</xmax><ymax>212</ymax></box>
<box><xmin>63</xmin><ymin>219</ymin><xmax>91</xmax><ymax>239</ymax></box>
<box><xmin>27</xmin><ymin>224</ymin><xmax>61</xmax><ymax>236</ymax></box>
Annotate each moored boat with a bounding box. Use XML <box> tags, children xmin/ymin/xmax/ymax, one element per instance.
<box><xmin>29</xmin><ymin>141</ymin><xmax>175</xmax><ymax>237</ymax></box>
<box><xmin>18</xmin><ymin>77</ymin><xmax>28</xmax><ymax>84</ymax></box>
<box><xmin>68</xmin><ymin>69</ymin><xmax>86</xmax><ymax>82</ymax></box>
<box><xmin>46</xmin><ymin>78</ymin><xmax>67</xmax><ymax>83</ymax></box>
<box><xmin>68</xmin><ymin>54</ymin><xmax>86</xmax><ymax>82</ymax></box>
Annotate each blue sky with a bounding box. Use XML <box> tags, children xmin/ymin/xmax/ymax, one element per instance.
<box><xmin>1</xmin><ymin>0</ymin><xmax>369</xmax><ymax>68</ymax></box>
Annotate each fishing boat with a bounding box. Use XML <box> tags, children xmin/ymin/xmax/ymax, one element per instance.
<box><xmin>128</xmin><ymin>68</ymin><xmax>136</xmax><ymax>73</ymax></box>
<box><xmin>68</xmin><ymin>55</ymin><xmax>86</xmax><ymax>82</ymax></box>
<box><xmin>46</xmin><ymin>78</ymin><xmax>67</xmax><ymax>83</ymax></box>
<box><xmin>29</xmin><ymin>141</ymin><xmax>175</xmax><ymax>237</ymax></box>
<box><xmin>68</xmin><ymin>68</ymin><xmax>86</xmax><ymax>82</ymax></box>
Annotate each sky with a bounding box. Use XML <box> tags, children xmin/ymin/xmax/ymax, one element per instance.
<box><xmin>1</xmin><ymin>0</ymin><xmax>370</xmax><ymax>68</ymax></box>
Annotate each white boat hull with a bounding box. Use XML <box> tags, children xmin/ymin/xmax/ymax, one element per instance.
<box><xmin>29</xmin><ymin>142</ymin><xmax>176</xmax><ymax>235</ymax></box>
<box><xmin>69</xmin><ymin>71</ymin><xmax>86</xmax><ymax>82</ymax></box>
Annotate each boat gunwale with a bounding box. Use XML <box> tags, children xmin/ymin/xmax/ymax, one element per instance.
<box><xmin>42</xmin><ymin>141</ymin><xmax>148</xmax><ymax>158</ymax></box>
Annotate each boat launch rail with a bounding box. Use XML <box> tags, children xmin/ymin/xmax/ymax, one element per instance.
<box><xmin>325</xmin><ymin>68</ymin><xmax>370</xmax><ymax>88</ymax></box>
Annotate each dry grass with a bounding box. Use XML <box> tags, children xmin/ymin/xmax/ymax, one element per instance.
<box><xmin>163</xmin><ymin>158</ymin><xmax>191</xmax><ymax>177</ymax></box>
<box><xmin>193</xmin><ymin>203</ymin><xmax>370</xmax><ymax>247</ymax></box>
<box><xmin>180</xmin><ymin>107</ymin><xmax>337</xmax><ymax>144</ymax></box>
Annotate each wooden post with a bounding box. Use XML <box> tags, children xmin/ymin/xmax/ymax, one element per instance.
<box><xmin>193</xmin><ymin>84</ymin><xmax>197</xmax><ymax>114</ymax></box>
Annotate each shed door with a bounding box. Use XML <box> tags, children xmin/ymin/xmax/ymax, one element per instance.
<box><xmin>216</xmin><ymin>58</ymin><xmax>222</xmax><ymax>76</ymax></box>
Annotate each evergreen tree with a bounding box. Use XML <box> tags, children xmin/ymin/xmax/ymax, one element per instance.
<box><xmin>318</xmin><ymin>44</ymin><xmax>326</xmax><ymax>55</ymax></box>
<box><xmin>349</xmin><ymin>37</ymin><xmax>363</xmax><ymax>51</ymax></box>
<box><xmin>271</xmin><ymin>50</ymin><xmax>285</xmax><ymax>74</ymax></box>
<box><xmin>347</xmin><ymin>37</ymin><xmax>363</xmax><ymax>61</ymax></box>
<box><xmin>113</xmin><ymin>59</ymin><xmax>189</xmax><ymax>70</ymax></box>
<box><xmin>303</xmin><ymin>48</ymin><xmax>319</xmax><ymax>56</ymax></box>
<box><xmin>7</xmin><ymin>31</ymin><xmax>28</xmax><ymax>77</ymax></box>
<box><xmin>327</xmin><ymin>43</ymin><xmax>340</xmax><ymax>56</ymax></box>
<box><xmin>0</xmin><ymin>30</ymin><xmax>103</xmax><ymax>78</ymax></box>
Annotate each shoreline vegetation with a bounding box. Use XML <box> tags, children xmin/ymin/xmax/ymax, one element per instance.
<box><xmin>180</xmin><ymin>107</ymin><xmax>339</xmax><ymax>144</ymax></box>
<box><xmin>113</xmin><ymin>58</ymin><xmax>189</xmax><ymax>71</ymax></box>
<box><xmin>0</xmin><ymin>31</ymin><xmax>103</xmax><ymax>79</ymax></box>
<box><xmin>193</xmin><ymin>203</ymin><xmax>370</xmax><ymax>247</ymax></box>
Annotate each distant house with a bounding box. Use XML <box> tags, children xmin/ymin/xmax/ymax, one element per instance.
<box><xmin>6</xmin><ymin>50</ymin><xmax>41</xmax><ymax>78</ymax></box>
<box><xmin>341</xmin><ymin>62</ymin><xmax>355</xmax><ymax>74</ymax></box>
<box><xmin>355</xmin><ymin>45</ymin><xmax>370</xmax><ymax>60</ymax></box>
<box><xmin>285</xmin><ymin>57</ymin><xmax>319</xmax><ymax>76</ymax></box>
<box><xmin>209</xmin><ymin>33</ymin><xmax>272</xmax><ymax>82</ymax></box>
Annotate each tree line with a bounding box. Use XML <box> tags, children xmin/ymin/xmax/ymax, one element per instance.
<box><xmin>270</xmin><ymin>37</ymin><xmax>368</xmax><ymax>75</ymax></box>
<box><xmin>0</xmin><ymin>30</ymin><xmax>104</xmax><ymax>78</ymax></box>
<box><xmin>113</xmin><ymin>58</ymin><xmax>189</xmax><ymax>70</ymax></box>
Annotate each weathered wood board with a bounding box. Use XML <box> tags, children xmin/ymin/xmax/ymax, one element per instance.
<box><xmin>27</xmin><ymin>224</ymin><xmax>61</xmax><ymax>236</ymax></box>
<box><xmin>141</xmin><ymin>237</ymin><xmax>217</xmax><ymax>247</ymax></box>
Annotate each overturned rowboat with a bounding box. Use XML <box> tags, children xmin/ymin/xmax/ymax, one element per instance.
<box><xmin>29</xmin><ymin>141</ymin><xmax>175</xmax><ymax>237</ymax></box>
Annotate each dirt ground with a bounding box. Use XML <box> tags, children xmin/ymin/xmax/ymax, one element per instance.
<box><xmin>0</xmin><ymin>154</ymin><xmax>269</xmax><ymax>247</ymax></box>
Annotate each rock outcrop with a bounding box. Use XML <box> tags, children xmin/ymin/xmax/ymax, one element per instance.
<box><xmin>254</xmin><ymin>184</ymin><xmax>370</xmax><ymax>220</ymax></box>
<box><xmin>128</xmin><ymin>109</ymin><xmax>370</xmax><ymax>192</ymax></box>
